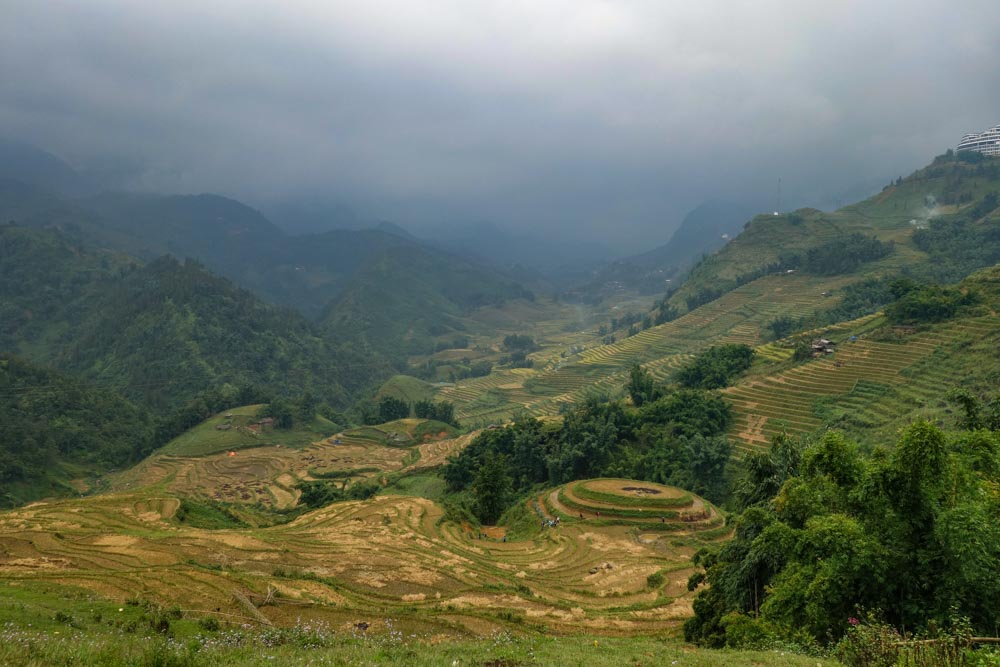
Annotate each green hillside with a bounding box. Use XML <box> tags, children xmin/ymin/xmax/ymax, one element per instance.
<box><xmin>736</xmin><ymin>264</ymin><xmax>1000</xmax><ymax>447</ymax></box>
<box><xmin>433</xmin><ymin>154</ymin><xmax>1000</xmax><ymax>434</ymax></box>
<box><xmin>322</xmin><ymin>243</ymin><xmax>535</xmax><ymax>356</ymax></box>
<box><xmin>157</xmin><ymin>404</ymin><xmax>339</xmax><ymax>457</ymax></box>
<box><xmin>0</xmin><ymin>224</ymin><xmax>394</xmax><ymax>410</ymax></box>
<box><xmin>575</xmin><ymin>199</ymin><xmax>757</xmax><ymax>297</ymax></box>
<box><xmin>0</xmin><ymin>223</ymin><xmax>132</xmax><ymax>357</ymax></box>
<box><xmin>436</xmin><ymin>272</ymin><xmax>861</xmax><ymax>425</ymax></box>
<box><xmin>374</xmin><ymin>374</ymin><xmax>439</xmax><ymax>404</ymax></box>
<box><xmin>6</xmin><ymin>185</ymin><xmax>540</xmax><ymax>356</ymax></box>
<box><xmin>670</xmin><ymin>153</ymin><xmax>1000</xmax><ymax>311</ymax></box>
<box><xmin>60</xmin><ymin>255</ymin><xmax>390</xmax><ymax>410</ymax></box>
<box><xmin>0</xmin><ymin>354</ymin><xmax>154</xmax><ymax>507</ymax></box>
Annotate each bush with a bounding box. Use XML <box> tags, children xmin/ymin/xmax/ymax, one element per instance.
<box><xmin>885</xmin><ymin>284</ymin><xmax>977</xmax><ymax>324</ymax></box>
<box><xmin>297</xmin><ymin>479</ymin><xmax>380</xmax><ymax>508</ymax></box>
<box><xmin>720</xmin><ymin>612</ymin><xmax>778</xmax><ymax>650</ymax></box>
<box><xmin>675</xmin><ymin>344</ymin><xmax>755</xmax><ymax>389</ymax></box>
<box><xmin>802</xmin><ymin>234</ymin><xmax>892</xmax><ymax>276</ymax></box>
<box><xmin>198</xmin><ymin>616</ymin><xmax>221</xmax><ymax>632</ymax></box>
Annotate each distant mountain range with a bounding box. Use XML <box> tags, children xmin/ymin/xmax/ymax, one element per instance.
<box><xmin>0</xmin><ymin>223</ymin><xmax>387</xmax><ymax>410</ymax></box>
<box><xmin>0</xmin><ymin>139</ymin><xmax>94</xmax><ymax>195</ymax></box>
<box><xmin>0</xmin><ymin>145</ymin><xmax>540</xmax><ymax>357</ymax></box>
<box><xmin>564</xmin><ymin>199</ymin><xmax>759</xmax><ymax>299</ymax></box>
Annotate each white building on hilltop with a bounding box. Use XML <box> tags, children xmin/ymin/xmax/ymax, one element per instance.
<box><xmin>958</xmin><ymin>124</ymin><xmax>1000</xmax><ymax>157</ymax></box>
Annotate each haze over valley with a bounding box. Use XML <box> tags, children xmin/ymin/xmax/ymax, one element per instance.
<box><xmin>2</xmin><ymin>2</ymin><xmax>1000</xmax><ymax>665</ymax></box>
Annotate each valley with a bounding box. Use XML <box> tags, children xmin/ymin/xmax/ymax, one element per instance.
<box><xmin>2</xmin><ymin>149</ymin><xmax>999</xmax><ymax>665</ymax></box>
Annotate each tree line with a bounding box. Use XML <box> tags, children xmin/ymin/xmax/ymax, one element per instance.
<box><xmin>683</xmin><ymin>392</ymin><xmax>1000</xmax><ymax>652</ymax></box>
<box><xmin>357</xmin><ymin>396</ymin><xmax>459</xmax><ymax>427</ymax></box>
<box><xmin>443</xmin><ymin>356</ymin><xmax>742</xmax><ymax>524</ymax></box>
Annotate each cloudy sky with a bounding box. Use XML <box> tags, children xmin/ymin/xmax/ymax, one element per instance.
<box><xmin>2</xmin><ymin>0</ymin><xmax>999</xmax><ymax>253</ymax></box>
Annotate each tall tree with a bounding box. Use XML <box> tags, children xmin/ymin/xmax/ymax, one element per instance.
<box><xmin>473</xmin><ymin>451</ymin><xmax>513</xmax><ymax>524</ymax></box>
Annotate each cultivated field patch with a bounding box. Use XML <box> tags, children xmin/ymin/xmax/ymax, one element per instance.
<box><xmin>0</xmin><ymin>473</ymin><xmax>727</xmax><ymax>637</ymax></box>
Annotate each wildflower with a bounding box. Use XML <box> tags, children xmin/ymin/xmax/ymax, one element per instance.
<box><xmin>848</xmin><ymin>617</ymin><xmax>860</xmax><ymax>626</ymax></box>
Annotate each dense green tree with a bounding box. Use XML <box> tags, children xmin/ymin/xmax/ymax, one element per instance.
<box><xmin>377</xmin><ymin>396</ymin><xmax>410</xmax><ymax>422</ymax></box>
<box><xmin>947</xmin><ymin>388</ymin><xmax>1000</xmax><ymax>431</ymax></box>
<box><xmin>259</xmin><ymin>398</ymin><xmax>295</xmax><ymax>429</ymax></box>
<box><xmin>685</xmin><ymin>421</ymin><xmax>1000</xmax><ymax>648</ymax></box>
<box><xmin>767</xmin><ymin>315</ymin><xmax>801</xmax><ymax>341</ymax></box>
<box><xmin>413</xmin><ymin>399</ymin><xmax>433</xmax><ymax>420</ymax></box>
<box><xmin>0</xmin><ymin>354</ymin><xmax>154</xmax><ymax>506</ymax></box>
<box><xmin>734</xmin><ymin>432</ymin><xmax>802</xmax><ymax>509</ymax></box>
<box><xmin>884</xmin><ymin>283</ymin><xmax>978</xmax><ymax>324</ymax></box>
<box><xmin>626</xmin><ymin>363</ymin><xmax>661</xmax><ymax>407</ymax></box>
<box><xmin>413</xmin><ymin>399</ymin><xmax>458</xmax><ymax>427</ymax></box>
<box><xmin>637</xmin><ymin>390</ymin><xmax>731</xmax><ymax>438</ymax></box>
<box><xmin>501</xmin><ymin>334</ymin><xmax>536</xmax><ymax>351</ymax></box>
<box><xmin>472</xmin><ymin>451</ymin><xmax>513</xmax><ymax>524</ymax></box>
<box><xmin>675</xmin><ymin>344</ymin><xmax>755</xmax><ymax>389</ymax></box>
<box><xmin>653</xmin><ymin>302</ymin><xmax>679</xmax><ymax>325</ymax></box>
<box><xmin>801</xmin><ymin>234</ymin><xmax>892</xmax><ymax>276</ymax></box>
<box><xmin>296</xmin><ymin>391</ymin><xmax>318</xmax><ymax>423</ymax></box>
<box><xmin>443</xmin><ymin>379</ymin><xmax>736</xmax><ymax>521</ymax></box>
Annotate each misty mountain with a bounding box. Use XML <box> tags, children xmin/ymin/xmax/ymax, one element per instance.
<box><xmin>259</xmin><ymin>194</ymin><xmax>602</xmax><ymax>279</ymax></box>
<box><xmin>2</xmin><ymin>180</ymin><xmax>540</xmax><ymax>365</ymax></box>
<box><xmin>81</xmin><ymin>191</ymin><xmax>292</xmax><ymax>294</ymax></box>
<box><xmin>0</xmin><ymin>139</ymin><xmax>91</xmax><ymax>195</ymax></box>
<box><xmin>0</xmin><ymin>183</ymin><xmax>536</xmax><ymax>325</ymax></box>
<box><xmin>668</xmin><ymin>153</ymin><xmax>1000</xmax><ymax>312</ymax></box>
<box><xmin>373</xmin><ymin>220</ymin><xmax>419</xmax><ymax>240</ymax></box>
<box><xmin>321</xmin><ymin>243</ymin><xmax>536</xmax><ymax>356</ymax></box>
<box><xmin>0</xmin><ymin>223</ymin><xmax>390</xmax><ymax>410</ymax></box>
<box><xmin>413</xmin><ymin>221</ymin><xmax>611</xmax><ymax>291</ymax></box>
<box><xmin>261</xmin><ymin>196</ymin><xmax>366</xmax><ymax>234</ymax></box>
<box><xmin>564</xmin><ymin>199</ymin><xmax>758</xmax><ymax>299</ymax></box>
<box><xmin>625</xmin><ymin>200</ymin><xmax>760</xmax><ymax>272</ymax></box>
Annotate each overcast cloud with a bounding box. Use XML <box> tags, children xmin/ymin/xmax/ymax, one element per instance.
<box><xmin>2</xmin><ymin>0</ymin><xmax>999</xmax><ymax>253</ymax></box>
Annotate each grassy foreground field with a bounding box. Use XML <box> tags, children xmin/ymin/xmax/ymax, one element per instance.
<box><xmin>0</xmin><ymin>621</ymin><xmax>838</xmax><ymax>666</ymax></box>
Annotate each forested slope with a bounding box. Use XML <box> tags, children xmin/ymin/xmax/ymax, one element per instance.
<box><xmin>0</xmin><ymin>354</ymin><xmax>154</xmax><ymax>506</ymax></box>
<box><xmin>0</xmin><ymin>224</ymin><xmax>394</xmax><ymax>410</ymax></box>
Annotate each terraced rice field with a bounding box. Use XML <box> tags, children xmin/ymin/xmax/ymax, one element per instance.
<box><xmin>113</xmin><ymin>421</ymin><xmax>476</xmax><ymax>510</ymax></box>
<box><xmin>440</xmin><ymin>273</ymin><xmax>856</xmax><ymax>424</ymax></box>
<box><xmin>0</xmin><ymin>477</ymin><xmax>726</xmax><ymax>637</ymax></box>
<box><xmin>725</xmin><ymin>316</ymin><xmax>1000</xmax><ymax>452</ymax></box>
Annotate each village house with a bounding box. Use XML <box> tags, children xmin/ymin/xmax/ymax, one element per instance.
<box><xmin>811</xmin><ymin>338</ymin><xmax>836</xmax><ymax>355</ymax></box>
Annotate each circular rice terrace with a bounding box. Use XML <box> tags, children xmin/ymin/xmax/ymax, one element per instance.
<box><xmin>539</xmin><ymin>479</ymin><xmax>728</xmax><ymax>540</ymax></box>
<box><xmin>0</xmin><ymin>477</ymin><xmax>729</xmax><ymax>639</ymax></box>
